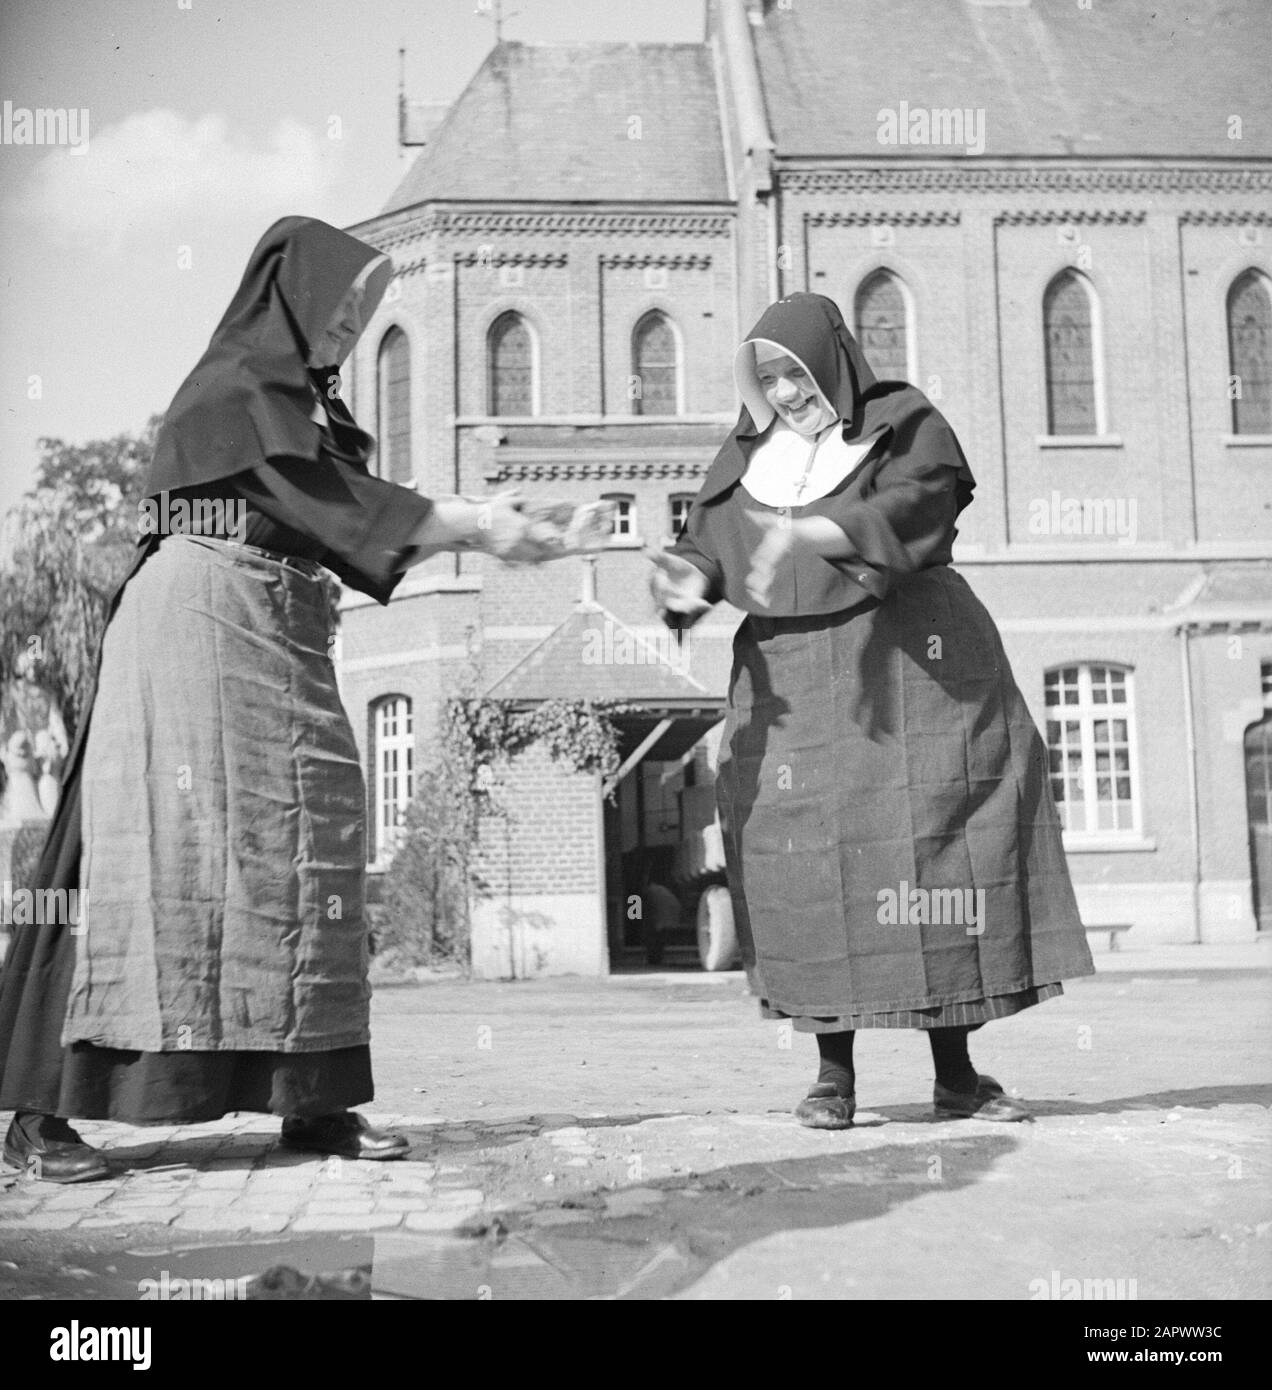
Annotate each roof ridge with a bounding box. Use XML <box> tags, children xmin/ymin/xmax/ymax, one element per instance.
<box><xmin>496</xmin><ymin>38</ymin><xmax>708</xmax><ymax>49</ymax></box>
<box><xmin>588</xmin><ymin>602</ymin><xmax>711</xmax><ymax>692</ymax></box>
<box><xmin>483</xmin><ymin>602</ymin><xmax>709</xmax><ymax>700</ymax></box>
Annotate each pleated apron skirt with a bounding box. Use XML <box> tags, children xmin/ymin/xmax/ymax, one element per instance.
<box><xmin>716</xmin><ymin>565</ymin><xmax>1095</xmax><ymax>1031</ymax></box>
<box><xmin>57</xmin><ymin>534</ymin><xmax>373</xmax><ymax>1121</ymax></box>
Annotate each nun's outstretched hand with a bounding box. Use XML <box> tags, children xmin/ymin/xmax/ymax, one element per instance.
<box><xmin>645</xmin><ymin>547</ymin><xmax>713</xmax><ymax>628</ymax></box>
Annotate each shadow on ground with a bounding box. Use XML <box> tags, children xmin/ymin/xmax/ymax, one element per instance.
<box><xmin>2</xmin><ymin>1130</ymin><xmax>1018</xmax><ymax>1299</ymax></box>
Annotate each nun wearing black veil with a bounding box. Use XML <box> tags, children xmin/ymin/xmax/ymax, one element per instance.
<box><xmin>0</xmin><ymin>217</ymin><xmax>553</xmax><ymax>1179</ymax></box>
<box><xmin>649</xmin><ymin>292</ymin><xmax>1094</xmax><ymax>1129</ymax></box>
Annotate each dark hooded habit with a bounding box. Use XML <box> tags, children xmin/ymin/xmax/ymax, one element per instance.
<box><xmin>0</xmin><ymin>217</ymin><xmax>432</xmax><ymax>1121</ymax></box>
<box><xmin>671</xmin><ymin>293</ymin><xmax>1094</xmax><ymax>1027</ymax></box>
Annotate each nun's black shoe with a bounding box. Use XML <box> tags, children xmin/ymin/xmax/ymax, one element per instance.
<box><xmin>279</xmin><ymin>1111</ymin><xmax>409</xmax><ymax>1160</ymax></box>
<box><xmin>934</xmin><ymin>1074</ymin><xmax>1030</xmax><ymax>1122</ymax></box>
<box><xmin>2</xmin><ymin>1112</ymin><xmax>113</xmax><ymax>1183</ymax></box>
<box><xmin>794</xmin><ymin>1083</ymin><xmax>855</xmax><ymax>1129</ymax></box>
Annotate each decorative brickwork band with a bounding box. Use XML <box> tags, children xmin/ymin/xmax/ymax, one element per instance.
<box><xmin>780</xmin><ymin>168</ymin><xmax>1272</xmax><ymax>195</ymax></box>
<box><xmin>598</xmin><ymin>253</ymin><xmax>714</xmax><ymax>269</ymax></box>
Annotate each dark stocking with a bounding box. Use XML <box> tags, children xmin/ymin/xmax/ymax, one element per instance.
<box><xmin>928</xmin><ymin>1026</ymin><xmax>978</xmax><ymax>1094</ymax></box>
<box><xmin>814</xmin><ymin>1030</ymin><xmax>856</xmax><ymax>1097</ymax></box>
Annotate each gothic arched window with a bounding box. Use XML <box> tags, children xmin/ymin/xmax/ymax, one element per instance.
<box><xmin>854</xmin><ymin>270</ymin><xmax>911</xmax><ymax>383</ymax></box>
<box><xmin>488</xmin><ymin>311</ymin><xmax>535</xmax><ymax>417</ymax></box>
<box><xmin>632</xmin><ymin>312</ymin><xmax>680</xmax><ymax>416</ymax></box>
<box><xmin>1043</xmin><ymin>271</ymin><xmax>1100</xmax><ymax>435</ymax></box>
<box><xmin>376</xmin><ymin>327</ymin><xmax>412</xmax><ymax>484</ymax></box>
<box><xmin>1228</xmin><ymin>270</ymin><xmax>1272</xmax><ymax>435</ymax></box>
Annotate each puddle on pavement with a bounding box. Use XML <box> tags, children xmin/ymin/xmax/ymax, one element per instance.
<box><xmin>1</xmin><ymin>1132</ymin><xmax>1015</xmax><ymax>1299</ymax></box>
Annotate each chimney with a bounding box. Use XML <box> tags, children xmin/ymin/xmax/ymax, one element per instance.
<box><xmin>578</xmin><ymin>556</ymin><xmax>600</xmax><ymax>610</ymax></box>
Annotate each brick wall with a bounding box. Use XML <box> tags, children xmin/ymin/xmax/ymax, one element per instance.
<box><xmin>473</xmin><ymin>744</ymin><xmax>601</xmax><ymax>896</ymax></box>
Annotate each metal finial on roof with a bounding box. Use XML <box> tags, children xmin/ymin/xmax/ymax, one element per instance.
<box><xmin>476</xmin><ymin>0</ymin><xmax>519</xmax><ymax>44</ymax></box>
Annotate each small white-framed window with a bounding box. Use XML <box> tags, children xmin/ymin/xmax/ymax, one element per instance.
<box><xmin>1044</xmin><ymin>664</ymin><xmax>1141</xmax><ymax>835</ymax></box>
<box><xmin>603</xmin><ymin>493</ymin><xmax>637</xmax><ymax>544</ymax></box>
<box><xmin>669</xmin><ymin>493</ymin><xmax>694</xmax><ymax>538</ymax></box>
<box><xmin>370</xmin><ymin>694</ymin><xmax>413</xmax><ymax>865</ymax></box>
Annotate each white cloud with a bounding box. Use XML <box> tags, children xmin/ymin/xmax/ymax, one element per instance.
<box><xmin>18</xmin><ymin>108</ymin><xmax>338</xmax><ymax>248</ymax></box>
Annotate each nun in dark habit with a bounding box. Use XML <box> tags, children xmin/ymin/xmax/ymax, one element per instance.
<box><xmin>0</xmin><ymin>217</ymin><xmax>559</xmax><ymax>1180</ymax></box>
<box><xmin>649</xmin><ymin>292</ymin><xmax>1095</xmax><ymax>1128</ymax></box>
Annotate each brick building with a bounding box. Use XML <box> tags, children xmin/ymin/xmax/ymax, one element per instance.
<box><xmin>341</xmin><ymin>0</ymin><xmax>1272</xmax><ymax>975</ymax></box>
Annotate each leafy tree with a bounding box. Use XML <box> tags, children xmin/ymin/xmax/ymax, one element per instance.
<box><xmin>0</xmin><ymin>417</ymin><xmax>160</xmax><ymax>744</ymax></box>
<box><xmin>373</xmin><ymin>760</ymin><xmax>475</xmax><ymax>970</ymax></box>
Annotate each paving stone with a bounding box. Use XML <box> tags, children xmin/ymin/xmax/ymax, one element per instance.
<box><xmin>242</xmin><ymin>1215</ymin><xmax>292</xmax><ymax>1233</ymax></box>
<box><xmin>290</xmin><ymin>1213</ymin><xmax>403</xmax><ymax>1233</ymax></box>
<box><xmin>42</xmin><ymin>1188</ymin><xmax>113</xmax><ymax>1209</ymax></box>
<box><xmin>0</xmin><ymin>1204</ymin><xmax>46</xmax><ymax>1220</ymax></box>
<box><xmin>430</xmin><ymin>1188</ymin><xmax>485</xmax><ymax>1206</ymax></box>
<box><xmin>173</xmin><ymin>1189</ymin><xmax>234</xmax><ymax>1208</ymax></box>
<box><xmin>172</xmin><ymin>1213</ymin><xmax>251</xmax><ymax>1232</ymax></box>
<box><xmin>97</xmin><ymin>1209</ymin><xmax>178</xmax><ymax>1226</ymax></box>
<box><xmin>405</xmin><ymin>1209</ymin><xmax>470</xmax><ymax>1232</ymax></box>
<box><xmin>193</xmin><ymin>1167</ymin><xmax>253</xmax><ymax>1189</ymax></box>
<box><xmin>20</xmin><ymin>1212</ymin><xmax>82</xmax><ymax>1230</ymax></box>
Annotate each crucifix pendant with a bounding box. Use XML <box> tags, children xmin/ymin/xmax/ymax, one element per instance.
<box><xmin>792</xmin><ymin>439</ymin><xmax>818</xmax><ymax>502</ymax></box>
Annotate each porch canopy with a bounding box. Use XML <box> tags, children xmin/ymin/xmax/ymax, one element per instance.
<box><xmin>482</xmin><ymin>591</ymin><xmax>725</xmax><ymax>790</ymax></box>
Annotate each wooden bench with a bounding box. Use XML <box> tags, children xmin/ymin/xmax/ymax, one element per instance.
<box><xmin>1084</xmin><ymin>923</ymin><xmax>1133</xmax><ymax>952</ymax></box>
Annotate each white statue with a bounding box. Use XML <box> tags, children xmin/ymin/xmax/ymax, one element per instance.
<box><xmin>0</xmin><ymin>731</ymin><xmax>48</xmax><ymax>823</ymax></box>
<box><xmin>0</xmin><ymin>648</ymin><xmax>68</xmax><ymax>823</ymax></box>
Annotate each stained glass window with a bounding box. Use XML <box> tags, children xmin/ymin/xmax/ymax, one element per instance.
<box><xmin>1228</xmin><ymin>270</ymin><xmax>1272</xmax><ymax>435</ymax></box>
<box><xmin>854</xmin><ymin>270</ymin><xmax>910</xmax><ymax>383</ymax></box>
<box><xmin>632</xmin><ymin>313</ymin><xmax>679</xmax><ymax>416</ymax></box>
<box><xmin>1044</xmin><ymin>271</ymin><xmax>1098</xmax><ymax>435</ymax></box>
<box><xmin>376</xmin><ymin>328</ymin><xmax>412</xmax><ymax>484</ymax></box>
<box><xmin>488</xmin><ymin>312</ymin><xmax>534</xmax><ymax>417</ymax></box>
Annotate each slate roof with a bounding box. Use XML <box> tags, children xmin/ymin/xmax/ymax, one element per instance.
<box><xmin>383</xmin><ymin>41</ymin><xmax>731</xmax><ymax>213</ymax></box>
<box><xmin>751</xmin><ymin>0</ymin><xmax>1272</xmax><ymax>159</ymax></box>
<box><xmin>1170</xmin><ymin>562</ymin><xmax>1272</xmax><ymax>611</ymax></box>
<box><xmin>483</xmin><ymin>602</ymin><xmax>714</xmax><ymax>703</ymax></box>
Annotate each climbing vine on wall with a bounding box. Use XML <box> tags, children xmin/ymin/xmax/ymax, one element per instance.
<box><xmin>443</xmin><ymin>697</ymin><xmax>635</xmax><ymax>828</ymax></box>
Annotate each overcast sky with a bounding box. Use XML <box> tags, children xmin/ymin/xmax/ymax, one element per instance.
<box><xmin>0</xmin><ymin>0</ymin><xmax>706</xmax><ymax>529</ymax></box>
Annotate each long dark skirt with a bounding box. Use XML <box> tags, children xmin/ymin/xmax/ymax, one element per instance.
<box><xmin>0</xmin><ymin>911</ymin><xmax>371</xmax><ymax>1122</ymax></box>
<box><xmin>717</xmin><ymin>565</ymin><xmax>1094</xmax><ymax>1025</ymax></box>
<box><xmin>0</xmin><ymin>535</ymin><xmax>375</xmax><ymax>1124</ymax></box>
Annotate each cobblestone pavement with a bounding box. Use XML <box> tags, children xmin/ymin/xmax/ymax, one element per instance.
<box><xmin>1</xmin><ymin>943</ymin><xmax>1269</xmax><ymax>1299</ymax></box>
